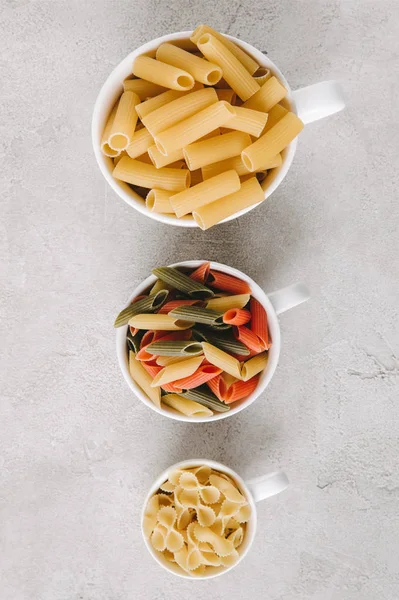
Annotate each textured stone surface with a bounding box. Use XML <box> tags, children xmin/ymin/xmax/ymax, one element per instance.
<box><xmin>1</xmin><ymin>1</ymin><xmax>399</xmax><ymax>598</ymax></box>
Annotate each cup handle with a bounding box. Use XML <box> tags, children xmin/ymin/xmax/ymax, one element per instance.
<box><xmin>267</xmin><ymin>282</ymin><xmax>310</xmax><ymax>316</ymax></box>
<box><xmin>292</xmin><ymin>80</ymin><xmax>345</xmax><ymax>125</ymax></box>
<box><xmin>245</xmin><ymin>470</ymin><xmax>289</xmax><ymax>503</ymax></box>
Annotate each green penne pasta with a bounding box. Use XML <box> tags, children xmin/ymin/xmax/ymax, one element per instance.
<box><xmin>208</xmin><ymin>322</ymin><xmax>232</xmax><ymax>331</ymax></box>
<box><xmin>152</xmin><ymin>267</ymin><xmax>214</xmax><ymax>299</ymax></box>
<box><xmin>114</xmin><ymin>289</ymin><xmax>168</xmax><ymax>327</ymax></box>
<box><xmin>179</xmin><ymin>385</ymin><xmax>230</xmax><ymax>412</ymax></box>
<box><xmin>192</xmin><ymin>328</ymin><xmax>250</xmax><ymax>355</ymax></box>
<box><xmin>126</xmin><ymin>328</ymin><xmax>144</xmax><ymax>353</ymax></box>
<box><xmin>146</xmin><ymin>340</ymin><xmax>204</xmax><ymax>356</ymax></box>
<box><xmin>169</xmin><ymin>305</ymin><xmax>223</xmax><ymax>325</ymax></box>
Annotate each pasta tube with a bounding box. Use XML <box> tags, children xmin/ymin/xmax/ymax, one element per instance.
<box><xmin>146</xmin><ymin>340</ymin><xmax>203</xmax><ymax>356</ymax></box>
<box><xmin>154</xmin><ymin>101</ymin><xmax>235</xmax><ymax>156</ymax></box>
<box><xmin>262</xmin><ymin>103</ymin><xmax>288</xmax><ymax>133</ymax></box>
<box><xmin>221</xmin><ymin>106</ymin><xmax>268</xmax><ymax>137</ymax></box>
<box><xmin>206</xmin><ymin>294</ymin><xmax>250</xmax><ymax>312</ymax></box>
<box><xmin>253</xmin><ymin>67</ymin><xmax>272</xmax><ymax>86</ymax></box>
<box><xmin>242</xmin><ymin>76</ymin><xmax>287</xmax><ymax>112</ymax></box>
<box><xmin>169</xmin><ymin>305</ymin><xmax>224</xmax><ymax>326</ymax></box>
<box><xmin>114</xmin><ymin>290</ymin><xmax>168</xmax><ymax>327</ymax></box>
<box><xmin>132</xmin><ymin>56</ymin><xmax>195</xmax><ymax>91</ymax></box>
<box><xmin>142</xmin><ymin>87</ymin><xmax>218</xmax><ymax>137</ymax></box>
<box><xmin>183</xmin><ymin>131</ymin><xmax>251</xmax><ymax>170</ymax></box>
<box><xmin>126</xmin><ymin>127</ymin><xmax>154</xmax><ymax>159</ymax></box>
<box><xmin>162</xmin><ymin>393</ymin><xmax>213</xmax><ymax>417</ymax></box>
<box><xmin>196</xmin><ymin>33</ymin><xmax>260</xmax><ymax>101</ymax></box>
<box><xmin>201</xmin><ymin>342</ymin><xmax>242</xmax><ymax>379</ymax></box>
<box><xmin>192</xmin><ymin>177</ymin><xmax>264</xmax><ymax>230</ymax></box>
<box><xmin>156</xmin><ymin>43</ymin><xmax>223</xmax><ymax>85</ymax></box>
<box><xmin>152</xmin><ymin>267</ymin><xmax>214</xmax><ymax>299</ymax></box>
<box><xmin>215</xmin><ymin>89</ymin><xmax>236</xmax><ymax>104</ymax></box>
<box><xmin>137</xmin><ymin>89</ymin><xmax>189</xmax><ymax>120</ymax></box>
<box><xmin>241</xmin><ymin>112</ymin><xmax>304</xmax><ymax>172</ymax></box>
<box><xmin>241</xmin><ymin>352</ymin><xmax>268</xmax><ymax>381</ymax></box>
<box><xmin>108</xmin><ymin>91</ymin><xmax>140</xmax><ymax>150</ymax></box>
<box><xmin>150</xmin><ymin>356</ymin><xmax>203</xmax><ymax>387</ymax></box>
<box><xmin>145</xmin><ymin>189</ymin><xmax>174</xmax><ymax>214</ymax></box>
<box><xmin>179</xmin><ymin>387</ymin><xmax>230</xmax><ymax>412</ymax></box>
<box><xmin>170</xmin><ymin>170</ymin><xmax>241</xmax><ymax>218</ymax></box>
<box><xmin>208</xmin><ymin>270</ymin><xmax>251</xmax><ymax>294</ymax></box>
<box><xmin>101</xmin><ymin>105</ymin><xmax>119</xmax><ymax>157</ymax></box>
<box><xmin>128</xmin><ymin>314</ymin><xmax>194</xmax><ymax>330</ymax></box>
<box><xmin>113</xmin><ymin>157</ymin><xmax>190</xmax><ymax>192</ymax></box>
<box><xmin>201</xmin><ymin>155</ymin><xmax>252</xmax><ymax>180</ymax></box>
<box><xmin>129</xmin><ymin>351</ymin><xmax>161</xmax><ymax>408</ymax></box>
<box><xmin>191</xmin><ymin>25</ymin><xmax>259</xmax><ymax>75</ymax></box>
<box><xmin>123</xmin><ymin>78</ymin><xmax>168</xmax><ymax>98</ymax></box>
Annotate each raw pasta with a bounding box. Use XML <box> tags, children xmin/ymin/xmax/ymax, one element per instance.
<box><xmin>108</xmin><ymin>91</ymin><xmax>140</xmax><ymax>150</ymax></box>
<box><xmin>183</xmin><ymin>131</ymin><xmax>251</xmax><ymax>170</ymax></box>
<box><xmin>132</xmin><ymin>55</ymin><xmax>195</xmax><ymax>91</ymax></box>
<box><xmin>156</xmin><ymin>43</ymin><xmax>223</xmax><ymax>85</ymax></box>
<box><xmin>113</xmin><ymin>157</ymin><xmax>190</xmax><ymax>192</ymax></box>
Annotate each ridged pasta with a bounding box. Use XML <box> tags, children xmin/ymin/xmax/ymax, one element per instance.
<box><xmin>132</xmin><ymin>55</ymin><xmax>195</xmax><ymax>91</ymax></box>
<box><xmin>156</xmin><ymin>43</ymin><xmax>223</xmax><ymax>85</ymax></box>
<box><xmin>183</xmin><ymin>131</ymin><xmax>251</xmax><ymax>170</ymax></box>
<box><xmin>108</xmin><ymin>91</ymin><xmax>140</xmax><ymax>150</ymax></box>
<box><xmin>222</xmin><ymin>106</ymin><xmax>268</xmax><ymax>137</ymax></box>
<box><xmin>113</xmin><ymin>157</ymin><xmax>190</xmax><ymax>192</ymax></box>
<box><xmin>242</xmin><ymin>76</ymin><xmax>287</xmax><ymax>112</ymax></box>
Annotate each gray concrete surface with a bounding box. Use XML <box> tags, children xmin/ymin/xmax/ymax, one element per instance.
<box><xmin>1</xmin><ymin>0</ymin><xmax>399</xmax><ymax>598</ymax></box>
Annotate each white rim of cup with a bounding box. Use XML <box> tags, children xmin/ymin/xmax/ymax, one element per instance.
<box><xmin>141</xmin><ymin>459</ymin><xmax>258</xmax><ymax>579</ymax></box>
<box><xmin>92</xmin><ymin>31</ymin><xmax>298</xmax><ymax>227</ymax></box>
<box><xmin>116</xmin><ymin>260</ymin><xmax>281</xmax><ymax>422</ymax></box>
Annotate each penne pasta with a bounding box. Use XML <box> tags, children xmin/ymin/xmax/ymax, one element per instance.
<box><xmin>169</xmin><ymin>305</ymin><xmax>224</xmax><ymax>326</ymax></box>
<box><xmin>233</xmin><ymin>326</ymin><xmax>263</xmax><ymax>353</ymax></box>
<box><xmin>190</xmin><ymin>261</ymin><xmax>211</xmax><ymax>284</ymax></box>
<box><xmin>179</xmin><ymin>386</ymin><xmax>230</xmax><ymax>412</ymax></box>
<box><xmin>152</xmin><ymin>266</ymin><xmax>214</xmax><ymax>299</ymax></box>
<box><xmin>242</xmin><ymin>76</ymin><xmax>287</xmax><ymax>112</ymax></box>
<box><xmin>145</xmin><ymin>189</ymin><xmax>174</xmax><ymax>214</ymax></box>
<box><xmin>101</xmin><ymin>105</ymin><xmax>119</xmax><ymax>157</ymax></box>
<box><xmin>159</xmin><ymin>299</ymin><xmax>204</xmax><ymax>314</ymax></box>
<box><xmin>154</xmin><ymin>101</ymin><xmax>235</xmax><ymax>156</ymax></box>
<box><xmin>183</xmin><ymin>131</ymin><xmax>251</xmax><ymax>170</ymax></box>
<box><xmin>196</xmin><ymin>33</ymin><xmax>260</xmax><ymax>101</ymax></box>
<box><xmin>156</xmin><ymin>355</ymin><xmax>195</xmax><ymax>367</ymax></box>
<box><xmin>190</xmin><ymin>25</ymin><xmax>259</xmax><ymax>75</ymax></box>
<box><xmin>201</xmin><ymin>342</ymin><xmax>242</xmax><ymax>379</ymax></box>
<box><xmin>170</xmin><ymin>170</ymin><xmax>241</xmax><ymax>218</ymax></box>
<box><xmin>223</xmin><ymin>308</ymin><xmax>251</xmax><ymax>326</ymax></box>
<box><xmin>208</xmin><ymin>271</ymin><xmax>251</xmax><ymax>295</ymax></box>
<box><xmin>142</xmin><ymin>87</ymin><xmax>218</xmax><ymax>137</ymax></box>
<box><xmin>262</xmin><ymin>103</ymin><xmax>288</xmax><ymax>133</ymax></box>
<box><xmin>192</xmin><ymin>177</ymin><xmax>264</xmax><ymax>230</ymax></box>
<box><xmin>128</xmin><ymin>314</ymin><xmax>194</xmax><ymax>330</ymax></box>
<box><xmin>108</xmin><ymin>91</ymin><xmax>140</xmax><ymax>150</ymax></box>
<box><xmin>150</xmin><ymin>356</ymin><xmax>204</xmax><ymax>387</ymax></box>
<box><xmin>224</xmin><ymin>375</ymin><xmax>259</xmax><ymax>403</ymax></box>
<box><xmin>241</xmin><ymin>112</ymin><xmax>304</xmax><ymax>172</ymax></box>
<box><xmin>132</xmin><ymin>56</ymin><xmax>195</xmax><ymax>91</ymax></box>
<box><xmin>241</xmin><ymin>352</ymin><xmax>268</xmax><ymax>381</ymax></box>
<box><xmin>146</xmin><ymin>340</ymin><xmax>203</xmax><ymax>356</ymax></box>
<box><xmin>250</xmin><ymin>297</ymin><xmax>270</xmax><ymax>349</ymax></box>
<box><xmin>195</xmin><ymin>329</ymin><xmax>250</xmax><ymax>356</ymax></box>
<box><xmin>215</xmin><ymin>89</ymin><xmax>236</xmax><ymax>104</ymax></box>
<box><xmin>113</xmin><ymin>157</ymin><xmax>190</xmax><ymax>192</ymax></box>
<box><xmin>162</xmin><ymin>393</ymin><xmax>213</xmax><ymax>417</ymax></box>
<box><xmin>126</xmin><ymin>127</ymin><xmax>154</xmax><ymax>159</ymax></box>
<box><xmin>201</xmin><ymin>155</ymin><xmax>252</xmax><ymax>180</ymax></box>
<box><xmin>156</xmin><ymin>43</ymin><xmax>223</xmax><ymax>85</ymax></box>
<box><xmin>114</xmin><ymin>290</ymin><xmax>168</xmax><ymax>327</ymax></box>
<box><xmin>129</xmin><ymin>351</ymin><xmax>161</xmax><ymax>408</ymax></box>
<box><xmin>173</xmin><ymin>364</ymin><xmax>222</xmax><ymax>389</ymax></box>
<box><xmin>206</xmin><ymin>294</ymin><xmax>250</xmax><ymax>312</ymax></box>
<box><xmin>222</xmin><ymin>106</ymin><xmax>268</xmax><ymax>137</ymax></box>
<box><xmin>123</xmin><ymin>78</ymin><xmax>168</xmax><ymax>98</ymax></box>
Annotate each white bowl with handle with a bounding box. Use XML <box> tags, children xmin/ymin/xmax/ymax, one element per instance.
<box><xmin>92</xmin><ymin>30</ymin><xmax>345</xmax><ymax>227</ymax></box>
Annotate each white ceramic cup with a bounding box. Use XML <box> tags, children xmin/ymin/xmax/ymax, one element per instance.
<box><xmin>141</xmin><ymin>458</ymin><xmax>289</xmax><ymax>579</ymax></box>
<box><xmin>116</xmin><ymin>260</ymin><xmax>310</xmax><ymax>422</ymax></box>
<box><xmin>92</xmin><ymin>30</ymin><xmax>345</xmax><ymax>227</ymax></box>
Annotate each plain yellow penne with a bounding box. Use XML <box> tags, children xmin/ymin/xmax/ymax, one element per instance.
<box><xmin>241</xmin><ymin>112</ymin><xmax>304</xmax><ymax>172</ymax></box>
<box><xmin>262</xmin><ymin>103</ymin><xmax>288</xmax><ymax>133</ymax></box>
<box><xmin>150</xmin><ymin>357</ymin><xmax>204</xmax><ymax>387</ymax></box>
<box><xmin>155</xmin><ymin>101</ymin><xmax>235</xmax><ymax>155</ymax></box>
<box><xmin>101</xmin><ymin>105</ymin><xmax>119</xmax><ymax>157</ymax></box>
<box><xmin>242</xmin><ymin>76</ymin><xmax>287</xmax><ymax>112</ymax></box>
<box><xmin>142</xmin><ymin>87</ymin><xmax>218</xmax><ymax>137</ymax></box>
<box><xmin>206</xmin><ymin>294</ymin><xmax>250</xmax><ymax>311</ymax></box>
<box><xmin>126</xmin><ymin>127</ymin><xmax>154</xmax><ymax>159</ymax></box>
<box><xmin>162</xmin><ymin>393</ymin><xmax>213</xmax><ymax>417</ymax></box>
<box><xmin>132</xmin><ymin>56</ymin><xmax>195</xmax><ymax>91</ymax></box>
<box><xmin>128</xmin><ymin>314</ymin><xmax>194</xmax><ymax>331</ymax></box>
<box><xmin>201</xmin><ymin>342</ymin><xmax>242</xmax><ymax>379</ymax></box>
<box><xmin>241</xmin><ymin>352</ymin><xmax>268</xmax><ymax>381</ymax></box>
<box><xmin>215</xmin><ymin>89</ymin><xmax>237</xmax><ymax>104</ymax></box>
<box><xmin>156</xmin><ymin>43</ymin><xmax>223</xmax><ymax>85</ymax></box>
<box><xmin>145</xmin><ymin>189</ymin><xmax>174</xmax><ymax>214</ymax></box>
<box><xmin>170</xmin><ymin>170</ymin><xmax>241</xmax><ymax>218</ymax></box>
<box><xmin>108</xmin><ymin>91</ymin><xmax>140</xmax><ymax>150</ymax></box>
<box><xmin>193</xmin><ymin>177</ymin><xmax>264</xmax><ymax>230</ymax></box>
<box><xmin>197</xmin><ymin>33</ymin><xmax>260</xmax><ymax>101</ymax></box>
<box><xmin>123</xmin><ymin>78</ymin><xmax>168</xmax><ymax>98</ymax></box>
<box><xmin>202</xmin><ymin>155</ymin><xmax>252</xmax><ymax>180</ymax></box>
<box><xmin>129</xmin><ymin>351</ymin><xmax>161</xmax><ymax>408</ymax></box>
<box><xmin>222</xmin><ymin>106</ymin><xmax>268</xmax><ymax>137</ymax></box>
<box><xmin>183</xmin><ymin>131</ymin><xmax>251</xmax><ymax>170</ymax></box>
<box><xmin>135</xmin><ymin>84</ymin><xmax>203</xmax><ymax>120</ymax></box>
<box><xmin>113</xmin><ymin>157</ymin><xmax>190</xmax><ymax>192</ymax></box>
<box><xmin>190</xmin><ymin>25</ymin><xmax>259</xmax><ymax>75</ymax></box>
<box><xmin>156</xmin><ymin>355</ymin><xmax>195</xmax><ymax>367</ymax></box>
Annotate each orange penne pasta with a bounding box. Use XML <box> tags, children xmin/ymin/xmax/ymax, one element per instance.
<box><xmin>141</xmin><ymin>362</ymin><xmax>163</xmax><ymax>379</ymax></box>
<box><xmin>173</xmin><ymin>364</ymin><xmax>222</xmax><ymax>389</ymax></box>
<box><xmin>161</xmin><ymin>382</ymin><xmax>183</xmax><ymax>393</ymax></box>
<box><xmin>130</xmin><ymin>325</ymin><xmax>139</xmax><ymax>336</ymax></box>
<box><xmin>206</xmin><ymin>373</ymin><xmax>227</xmax><ymax>401</ymax></box>
<box><xmin>136</xmin><ymin>346</ymin><xmax>158</xmax><ymax>362</ymax></box>
<box><xmin>223</xmin><ymin>308</ymin><xmax>251</xmax><ymax>326</ymax></box>
<box><xmin>207</xmin><ymin>270</ymin><xmax>251</xmax><ymax>294</ymax></box>
<box><xmin>158</xmin><ymin>299</ymin><xmax>203</xmax><ymax>314</ymax></box>
<box><xmin>224</xmin><ymin>375</ymin><xmax>260</xmax><ymax>403</ymax></box>
<box><xmin>233</xmin><ymin>326</ymin><xmax>264</xmax><ymax>353</ymax></box>
<box><xmin>190</xmin><ymin>261</ymin><xmax>211</xmax><ymax>284</ymax></box>
<box><xmin>250</xmin><ymin>297</ymin><xmax>271</xmax><ymax>349</ymax></box>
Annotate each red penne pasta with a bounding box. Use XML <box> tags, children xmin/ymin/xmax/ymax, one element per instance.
<box><xmin>141</xmin><ymin>362</ymin><xmax>163</xmax><ymax>378</ymax></box>
<box><xmin>224</xmin><ymin>375</ymin><xmax>260</xmax><ymax>403</ymax></box>
<box><xmin>129</xmin><ymin>325</ymin><xmax>139</xmax><ymax>336</ymax></box>
<box><xmin>161</xmin><ymin>382</ymin><xmax>183</xmax><ymax>393</ymax></box>
<box><xmin>190</xmin><ymin>261</ymin><xmax>211</xmax><ymax>284</ymax></box>
<box><xmin>136</xmin><ymin>346</ymin><xmax>157</xmax><ymax>362</ymax></box>
<box><xmin>173</xmin><ymin>364</ymin><xmax>222</xmax><ymax>389</ymax></box>
<box><xmin>207</xmin><ymin>270</ymin><xmax>251</xmax><ymax>294</ymax></box>
<box><xmin>158</xmin><ymin>299</ymin><xmax>203</xmax><ymax>314</ymax></box>
<box><xmin>233</xmin><ymin>326</ymin><xmax>264</xmax><ymax>353</ymax></box>
<box><xmin>250</xmin><ymin>297</ymin><xmax>271</xmax><ymax>349</ymax></box>
<box><xmin>206</xmin><ymin>373</ymin><xmax>227</xmax><ymax>401</ymax></box>
<box><xmin>223</xmin><ymin>308</ymin><xmax>251</xmax><ymax>326</ymax></box>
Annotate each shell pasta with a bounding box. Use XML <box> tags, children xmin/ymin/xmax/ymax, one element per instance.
<box><xmin>100</xmin><ymin>25</ymin><xmax>305</xmax><ymax>226</ymax></box>
<box><xmin>115</xmin><ymin>263</ymin><xmax>272</xmax><ymax>417</ymax></box>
